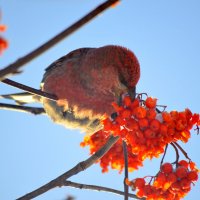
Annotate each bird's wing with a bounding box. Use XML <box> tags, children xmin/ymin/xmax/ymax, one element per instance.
<box><xmin>41</xmin><ymin>47</ymin><xmax>94</xmax><ymax>85</ymax></box>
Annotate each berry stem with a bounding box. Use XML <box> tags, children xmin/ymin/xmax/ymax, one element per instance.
<box><xmin>160</xmin><ymin>144</ymin><xmax>168</xmax><ymax>167</ymax></box>
<box><xmin>173</xmin><ymin>142</ymin><xmax>191</xmax><ymax>161</ymax></box>
<box><xmin>170</xmin><ymin>142</ymin><xmax>180</xmax><ymax>167</ymax></box>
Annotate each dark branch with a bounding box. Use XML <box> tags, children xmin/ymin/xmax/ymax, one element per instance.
<box><xmin>0</xmin><ymin>103</ymin><xmax>45</xmax><ymax>115</ymax></box>
<box><xmin>173</xmin><ymin>142</ymin><xmax>191</xmax><ymax>161</ymax></box>
<box><xmin>123</xmin><ymin>141</ymin><xmax>129</xmax><ymax>200</ymax></box>
<box><xmin>1</xmin><ymin>78</ymin><xmax>58</xmax><ymax>101</ymax></box>
<box><xmin>16</xmin><ymin>135</ymin><xmax>119</xmax><ymax>200</ymax></box>
<box><xmin>170</xmin><ymin>142</ymin><xmax>179</xmax><ymax>167</ymax></box>
<box><xmin>63</xmin><ymin>180</ymin><xmax>142</xmax><ymax>199</ymax></box>
<box><xmin>0</xmin><ymin>0</ymin><xmax>120</xmax><ymax>80</ymax></box>
<box><xmin>160</xmin><ymin>144</ymin><xmax>168</xmax><ymax>166</ymax></box>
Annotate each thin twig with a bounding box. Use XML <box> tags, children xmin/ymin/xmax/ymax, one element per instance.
<box><xmin>0</xmin><ymin>0</ymin><xmax>120</xmax><ymax>80</ymax></box>
<box><xmin>63</xmin><ymin>180</ymin><xmax>143</xmax><ymax>200</ymax></box>
<box><xmin>156</xmin><ymin>108</ymin><xmax>161</xmax><ymax>114</ymax></box>
<box><xmin>1</xmin><ymin>78</ymin><xmax>58</xmax><ymax>101</ymax></box>
<box><xmin>156</xmin><ymin>105</ymin><xmax>167</xmax><ymax>112</ymax></box>
<box><xmin>123</xmin><ymin>141</ymin><xmax>129</xmax><ymax>200</ymax></box>
<box><xmin>170</xmin><ymin>142</ymin><xmax>179</xmax><ymax>167</ymax></box>
<box><xmin>173</xmin><ymin>142</ymin><xmax>191</xmax><ymax>161</ymax></box>
<box><xmin>194</xmin><ymin>125</ymin><xmax>199</xmax><ymax>134</ymax></box>
<box><xmin>16</xmin><ymin>135</ymin><xmax>119</xmax><ymax>200</ymax></box>
<box><xmin>0</xmin><ymin>103</ymin><xmax>46</xmax><ymax>115</ymax></box>
<box><xmin>160</xmin><ymin>144</ymin><xmax>168</xmax><ymax>166</ymax></box>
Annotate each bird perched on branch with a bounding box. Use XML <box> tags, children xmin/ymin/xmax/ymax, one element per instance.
<box><xmin>1</xmin><ymin>45</ymin><xmax>140</xmax><ymax>134</ymax></box>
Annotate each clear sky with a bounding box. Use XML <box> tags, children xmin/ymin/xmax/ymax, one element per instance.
<box><xmin>0</xmin><ymin>1</ymin><xmax>200</xmax><ymax>200</ymax></box>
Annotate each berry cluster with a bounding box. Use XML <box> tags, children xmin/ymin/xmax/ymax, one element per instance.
<box><xmin>81</xmin><ymin>95</ymin><xmax>199</xmax><ymax>173</ymax></box>
<box><xmin>0</xmin><ymin>18</ymin><xmax>8</xmax><ymax>55</ymax></box>
<box><xmin>102</xmin><ymin>96</ymin><xmax>200</xmax><ymax>160</ymax></box>
<box><xmin>80</xmin><ymin>94</ymin><xmax>199</xmax><ymax>199</ymax></box>
<box><xmin>126</xmin><ymin>161</ymin><xmax>199</xmax><ymax>200</ymax></box>
<box><xmin>81</xmin><ymin>130</ymin><xmax>143</xmax><ymax>173</ymax></box>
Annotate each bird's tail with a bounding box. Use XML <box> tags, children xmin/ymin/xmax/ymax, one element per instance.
<box><xmin>0</xmin><ymin>92</ymin><xmax>41</xmax><ymax>105</ymax></box>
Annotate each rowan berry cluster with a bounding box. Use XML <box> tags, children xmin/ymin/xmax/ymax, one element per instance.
<box><xmin>81</xmin><ymin>95</ymin><xmax>199</xmax><ymax>173</ymax></box>
<box><xmin>80</xmin><ymin>130</ymin><xmax>143</xmax><ymax>173</ymax></box>
<box><xmin>102</xmin><ymin>95</ymin><xmax>200</xmax><ymax>160</ymax></box>
<box><xmin>0</xmin><ymin>15</ymin><xmax>8</xmax><ymax>54</ymax></box>
<box><xmin>80</xmin><ymin>94</ymin><xmax>199</xmax><ymax>199</ymax></box>
<box><xmin>126</xmin><ymin>161</ymin><xmax>199</xmax><ymax>200</ymax></box>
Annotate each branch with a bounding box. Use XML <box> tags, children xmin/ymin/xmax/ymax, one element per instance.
<box><xmin>123</xmin><ymin>141</ymin><xmax>129</xmax><ymax>200</ymax></box>
<box><xmin>0</xmin><ymin>103</ymin><xmax>46</xmax><ymax>115</ymax></box>
<box><xmin>170</xmin><ymin>142</ymin><xmax>179</xmax><ymax>167</ymax></box>
<box><xmin>63</xmin><ymin>180</ymin><xmax>142</xmax><ymax>199</ymax></box>
<box><xmin>16</xmin><ymin>135</ymin><xmax>119</xmax><ymax>200</ymax></box>
<box><xmin>160</xmin><ymin>144</ymin><xmax>168</xmax><ymax>166</ymax></box>
<box><xmin>1</xmin><ymin>78</ymin><xmax>58</xmax><ymax>101</ymax></box>
<box><xmin>0</xmin><ymin>0</ymin><xmax>120</xmax><ymax>80</ymax></box>
<box><xmin>173</xmin><ymin>142</ymin><xmax>191</xmax><ymax>161</ymax></box>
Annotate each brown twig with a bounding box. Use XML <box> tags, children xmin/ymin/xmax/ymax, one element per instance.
<box><xmin>173</xmin><ymin>142</ymin><xmax>191</xmax><ymax>161</ymax></box>
<box><xmin>0</xmin><ymin>103</ymin><xmax>46</xmax><ymax>115</ymax></box>
<box><xmin>170</xmin><ymin>142</ymin><xmax>179</xmax><ymax>167</ymax></box>
<box><xmin>16</xmin><ymin>135</ymin><xmax>119</xmax><ymax>200</ymax></box>
<box><xmin>1</xmin><ymin>78</ymin><xmax>58</xmax><ymax>101</ymax></box>
<box><xmin>63</xmin><ymin>180</ymin><xmax>142</xmax><ymax>199</ymax></box>
<box><xmin>123</xmin><ymin>141</ymin><xmax>129</xmax><ymax>200</ymax></box>
<box><xmin>0</xmin><ymin>0</ymin><xmax>120</xmax><ymax>80</ymax></box>
<box><xmin>160</xmin><ymin>144</ymin><xmax>168</xmax><ymax>166</ymax></box>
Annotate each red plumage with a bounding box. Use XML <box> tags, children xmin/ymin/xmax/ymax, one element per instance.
<box><xmin>41</xmin><ymin>45</ymin><xmax>140</xmax><ymax>133</ymax></box>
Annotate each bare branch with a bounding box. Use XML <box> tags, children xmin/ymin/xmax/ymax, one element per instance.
<box><xmin>16</xmin><ymin>135</ymin><xmax>119</xmax><ymax>200</ymax></box>
<box><xmin>0</xmin><ymin>103</ymin><xmax>45</xmax><ymax>115</ymax></box>
<box><xmin>1</xmin><ymin>78</ymin><xmax>58</xmax><ymax>101</ymax></box>
<box><xmin>160</xmin><ymin>144</ymin><xmax>168</xmax><ymax>166</ymax></box>
<box><xmin>173</xmin><ymin>142</ymin><xmax>191</xmax><ymax>161</ymax></box>
<box><xmin>63</xmin><ymin>180</ymin><xmax>143</xmax><ymax>199</ymax></box>
<box><xmin>0</xmin><ymin>0</ymin><xmax>120</xmax><ymax>80</ymax></box>
<box><xmin>123</xmin><ymin>141</ymin><xmax>129</xmax><ymax>200</ymax></box>
<box><xmin>170</xmin><ymin>142</ymin><xmax>179</xmax><ymax>167</ymax></box>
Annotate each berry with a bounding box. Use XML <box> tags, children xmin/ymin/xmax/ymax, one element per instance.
<box><xmin>176</xmin><ymin>166</ymin><xmax>188</xmax><ymax>179</ymax></box>
<box><xmin>161</xmin><ymin>163</ymin><xmax>173</xmax><ymax>174</ymax></box>
<box><xmin>187</xmin><ymin>171</ymin><xmax>198</xmax><ymax>181</ymax></box>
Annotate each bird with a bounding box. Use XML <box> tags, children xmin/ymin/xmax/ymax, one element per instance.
<box><xmin>0</xmin><ymin>45</ymin><xmax>140</xmax><ymax>134</ymax></box>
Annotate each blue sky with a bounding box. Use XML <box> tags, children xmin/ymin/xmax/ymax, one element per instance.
<box><xmin>0</xmin><ymin>1</ymin><xmax>200</xmax><ymax>200</ymax></box>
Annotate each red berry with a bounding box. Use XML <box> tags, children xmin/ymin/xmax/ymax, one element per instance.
<box><xmin>167</xmin><ymin>173</ymin><xmax>177</xmax><ymax>183</ymax></box>
<box><xmin>175</xmin><ymin>166</ymin><xmax>188</xmax><ymax>178</ymax></box>
<box><xmin>187</xmin><ymin>171</ymin><xmax>198</xmax><ymax>181</ymax></box>
<box><xmin>150</xmin><ymin>119</ymin><xmax>160</xmax><ymax>132</ymax></box>
<box><xmin>171</xmin><ymin>182</ymin><xmax>181</xmax><ymax>191</ymax></box>
<box><xmin>134</xmin><ymin>178</ymin><xmax>145</xmax><ymax>188</ymax></box>
<box><xmin>121</xmin><ymin>109</ymin><xmax>132</xmax><ymax>119</ymax></box>
<box><xmin>144</xmin><ymin>128</ymin><xmax>155</xmax><ymax>138</ymax></box>
<box><xmin>161</xmin><ymin>163</ymin><xmax>173</xmax><ymax>174</ymax></box>
<box><xmin>138</xmin><ymin>118</ymin><xmax>149</xmax><ymax>130</ymax></box>
<box><xmin>145</xmin><ymin>97</ymin><xmax>157</xmax><ymax>108</ymax></box>
<box><xmin>178</xmin><ymin>160</ymin><xmax>188</xmax><ymax>168</ymax></box>
<box><xmin>180</xmin><ymin>178</ymin><xmax>191</xmax><ymax>189</ymax></box>
<box><xmin>123</xmin><ymin>96</ymin><xmax>132</xmax><ymax>107</ymax></box>
<box><xmin>143</xmin><ymin>185</ymin><xmax>153</xmax><ymax>196</ymax></box>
